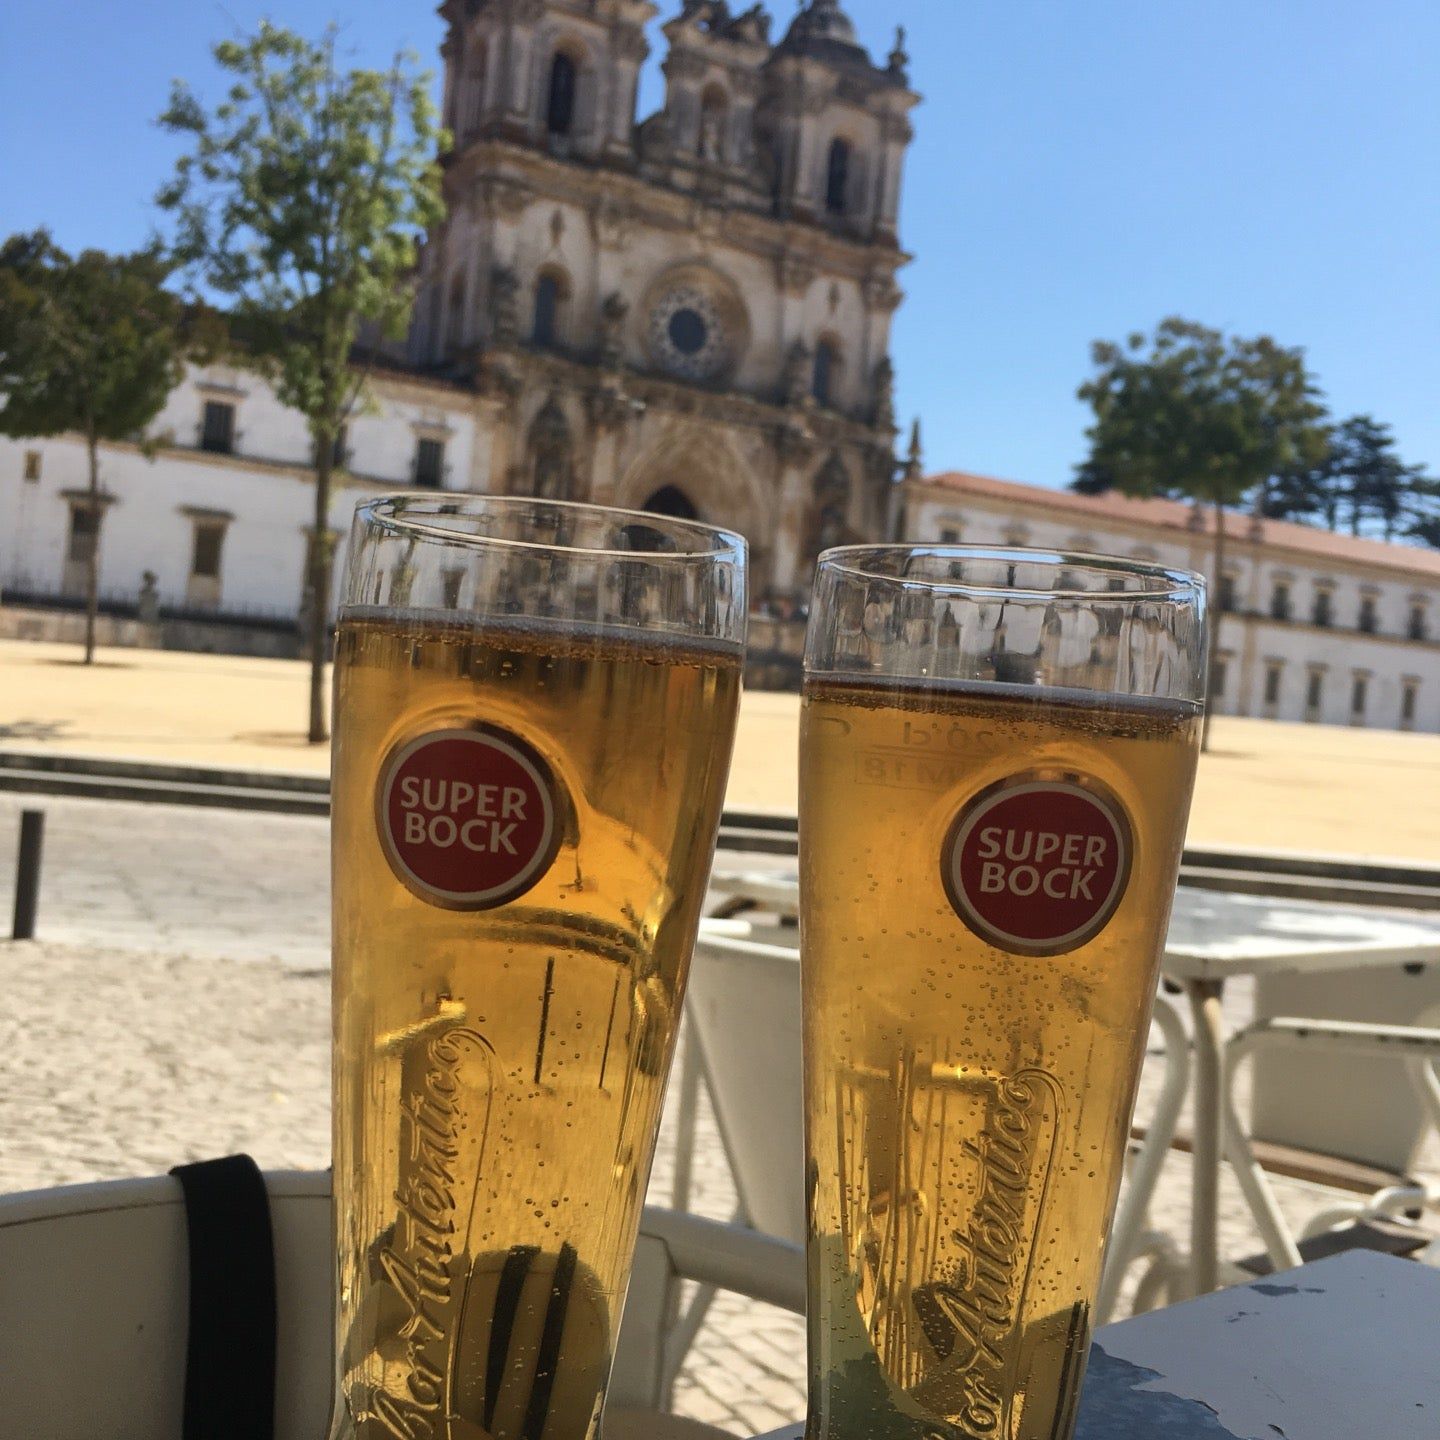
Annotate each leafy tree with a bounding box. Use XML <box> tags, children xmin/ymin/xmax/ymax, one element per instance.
<box><xmin>1261</xmin><ymin>414</ymin><xmax>1435</xmax><ymax>545</ymax></box>
<box><xmin>1402</xmin><ymin>469</ymin><xmax>1440</xmax><ymax>549</ymax></box>
<box><xmin>0</xmin><ymin>232</ymin><xmax>187</xmax><ymax>663</ymax></box>
<box><xmin>1333</xmin><ymin>415</ymin><xmax>1409</xmax><ymax>541</ymax></box>
<box><xmin>158</xmin><ymin>23</ymin><xmax>445</xmax><ymax>742</ymax></box>
<box><xmin>1075</xmin><ymin>317</ymin><xmax>1328</xmax><ymax>748</ymax></box>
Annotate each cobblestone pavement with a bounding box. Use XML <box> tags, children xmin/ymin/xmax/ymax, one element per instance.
<box><xmin>1</xmin><ymin>793</ymin><xmax>1435</xmax><ymax>1435</ymax></box>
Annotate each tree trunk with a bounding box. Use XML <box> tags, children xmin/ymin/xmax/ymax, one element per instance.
<box><xmin>1200</xmin><ymin>499</ymin><xmax>1227</xmax><ymax>754</ymax></box>
<box><xmin>307</xmin><ymin>444</ymin><xmax>334</xmax><ymax>744</ymax></box>
<box><xmin>84</xmin><ymin>430</ymin><xmax>100</xmax><ymax>665</ymax></box>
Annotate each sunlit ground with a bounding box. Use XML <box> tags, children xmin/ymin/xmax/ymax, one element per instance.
<box><xmin>3</xmin><ymin>638</ymin><xmax>1439</xmax><ymax>861</ymax></box>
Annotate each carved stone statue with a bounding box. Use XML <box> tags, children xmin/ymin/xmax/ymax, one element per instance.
<box><xmin>527</xmin><ymin>393</ymin><xmax>573</xmax><ymax>501</ymax></box>
<box><xmin>599</xmin><ymin>291</ymin><xmax>629</xmax><ymax>368</ymax></box>
<box><xmin>489</xmin><ymin>265</ymin><xmax>520</xmax><ymax>345</ymax></box>
<box><xmin>871</xmin><ymin>356</ymin><xmax>896</xmax><ymax>432</ymax></box>
<box><xmin>783</xmin><ymin>339</ymin><xmax>813</xmax><ymax>407</ymax></box>
<box><xmin>805</xmin><ymin>452</ymin><xmax>852</xmax><ymax>561</ymax></box>
<box><xmin>698</xmin><ymin>100</ymin><xmax>725</xmax><ymax>163</ymax></box>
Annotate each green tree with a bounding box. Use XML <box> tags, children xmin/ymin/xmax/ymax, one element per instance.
<box><xmin>0</xmin><ymin>231</ymin><xmax>187</xmax><ymax>664</ymax></box>
<box><xmin>1075</xmin><ymin>317</ymin><xmax>1329</xmax><ymax>748</ymax></box>
<box><xmin>1262</xmin><ymin>414</ymin><xmax>1434</xmax><ymax>545</ymax></box>
<box><xmin>158</xmin><ymin>22</ymin><xmax>445</xmax><ymax>742</ymax></box>
<box><xmin>1332</xmin><ymin>415</ymin><xmax>1409</xmax><ymax>541</ymax></box>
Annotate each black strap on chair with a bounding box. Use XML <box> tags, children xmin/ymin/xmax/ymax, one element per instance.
<box><xmin>170</xmin><ymin>1155</ymin><xmax>277</xmax><ymax>1440</ymax></box>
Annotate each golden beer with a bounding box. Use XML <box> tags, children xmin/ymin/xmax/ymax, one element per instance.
<box><xmin>331</xmin><ymin>611</ymin><xmax>741</xmax><ymax>1440</ymax></box>
<box><xmin>800</xmin><ymin>678</ymin><xmax>1200</xmax><ymax>1440</ymax></box>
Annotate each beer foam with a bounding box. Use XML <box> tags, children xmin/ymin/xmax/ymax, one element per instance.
<box><xmin>805</xmin><ymin>673</ymin><xmax>1202</xmax><ymax>727</ymax></box>
<box><xmin>339</xmin><ymin>605</ymin><xmax>744</xmax><ymax>668</ymax></box>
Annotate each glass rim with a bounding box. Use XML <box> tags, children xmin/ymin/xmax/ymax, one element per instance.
<box><xmin>817</xmin><ymin>543</ymin><xmax>1206</xmax><ymax>603</ymax></box>
<box><xmin>356</xmin><ymin>492</ymin><xmax>747</xmax><ymax>562</ymax></box>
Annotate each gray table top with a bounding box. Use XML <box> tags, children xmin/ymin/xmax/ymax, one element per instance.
<box><xmin>708</xmin><ymin>870</ymin><xmax>1440</xmax><ymax>981</ymax></box>
<box><xmin>754</xmin><ymin>1251</ymin><xmax>1440</xmax><ymax>1440</ymax></box>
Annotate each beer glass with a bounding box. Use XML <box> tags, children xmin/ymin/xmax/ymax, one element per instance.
<box><xmin>800</xmin><ymin>546</ymin><xmax>1205</xmax><ymax>1440</ymax></box>
<box><xmin>330</xmin><ymin>495</ymin><xmax>746</xmax><ymax>1440</ymax></box>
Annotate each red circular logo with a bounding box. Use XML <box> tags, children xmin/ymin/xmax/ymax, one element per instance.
<box><xmin>376</xmin><ymin>727</ymin><xmax>561</xmax><ymax>910</ymax></box>
<box><xmin>942</xmin><ymin>772</ymin><xmax>1133</xmax><ymax>956</ymax></box>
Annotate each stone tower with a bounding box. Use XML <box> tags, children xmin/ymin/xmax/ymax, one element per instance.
<box><xmin>411</xmin><ymin>0</ymin><xmax>920</xmax><ymax>610</ymax></box>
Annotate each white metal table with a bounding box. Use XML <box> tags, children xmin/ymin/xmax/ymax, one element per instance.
<box><xmin>1150</xmin><ymin>889</ymin><xmax>1440</xmax><ymax>1295</ymax></box>
<box><xmin>752</xmin><ymin>1250</ymin><xmax>1440</xmax><ymax>1440</ymax></box>
<box><xmin>706</xmin><ymin>871</ymin><xmax>1440</xmax><ymax>1295</ymax></box>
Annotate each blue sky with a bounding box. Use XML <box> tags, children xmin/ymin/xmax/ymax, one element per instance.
<box><xmin>2</xmin><ymin>1</ymin><xmax>1436</xmax><ymax>489</ymax></box>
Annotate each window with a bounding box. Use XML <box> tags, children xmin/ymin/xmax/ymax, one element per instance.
<box><xmin>1217</xmin><ymin>573</ymin><xmax>1237</xmax><ymax>612</ymax></box>
<box><xmin>1401</xmin><ymin>680</ymin><xmax>1419</xmax><ymax>726</ymax></box>
<box><xmin>1269</xmin><ymin>581</ymin><xmax>1291</xmax><ymax>620</ymax></box>
<box><xmin>546</xmin><ymin>52</ymin><xmax>577</xmax><ymax>137</ymax></box>
<box><xmin>532</xmin><ymin>273</ymin><xmax>562</xmax><ymax>349</ymax></box>
<box><xmin>1409</xmin><ymin>604</ymin><xmax>1428</xmax><ymax>642</ymax></box>
<box><xmin>939</xmin><ymin>527</ymin><xmax>961</xmax><ymax>544</ymax></box>
<box><xmin>813</xmin><ymin>339</ymin><xmax>839</xmax><ymax>407</ymax></box>
<box><xmin>1264</xmin><ymin>662</ymin><xmax>1283</xmax><ymax>707</ymax></box>
<box><xmin>1106</xmin><ymin>577</ymin><xmax>1127</xmax><ymax>593</ymax></box>
<box><xmin>66</xmin><ymin>506</ymin><xmax>99</xmax><ymax>564</ymax></box>
<box><xmin>1312</xmin><ymin>588</ymin><xmax>1333</xmax><ymax>627</ymax></box>
<box><xmin>1351</xmin><ymin>675</ymin><xmax>1368</xmax><ymax>717</ymax></box>
<box><xmin>1306</xmin><ymin>669</ymin><xmax>1324</xmax><ymax>712</ymax></box>
<box><xmin>1358</xmin><ymin>595</ymin><xmax>1378</xmax><ymax>634</ymax></box>
<box><xmin>23</xmin><ymin>450</ymin><xmax>41</xmax><ymax>481</ymax></box>
<box><xmin>191</xmin><ymin>523</ymin><xmax>225</xmax><ymax>579</ymax></box>
<box><xmin>440</xmin><ymin>567</ymin><xmax>465</xmax><ymax>610</ymax></box>
<box><xmin>825</xmin><ymin>138</ymin><xmax>851</xmax><ymax>215</ymax></box>
<box><xmin>1213</xmin><ymin>657</ymin><xmax>1228</xmax><ymax>698</ymax></box>
<box><xmin>414</xmin><ymin>437</ymin><xmax>446</xmax><ymax>488</ymax></box>
<box><xmin>200</xmin><ymin>400</ymin><xmax>236</xmax><ymax>454</ymax></box>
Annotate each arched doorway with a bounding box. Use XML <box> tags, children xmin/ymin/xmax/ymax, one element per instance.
<box><xmin>641</xmin><ymin>485</ymin><xmax>699</xmax><ymax>521</ymax></box>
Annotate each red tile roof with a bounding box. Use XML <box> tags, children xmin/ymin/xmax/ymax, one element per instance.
<box><xmin>916</xmin><ymin>470</ymin><xmax>1440</xmax><ymax>582</ymax></box>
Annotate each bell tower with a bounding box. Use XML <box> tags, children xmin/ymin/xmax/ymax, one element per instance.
<box><xmin>758</xmin><ymin>1</ymin><xmax>917</xmax><ymax>245</ymax></box>
<box><xmin>439</xmin><ymin>0</ymin><xmax>657</xmax><ymax>166</ymax></box>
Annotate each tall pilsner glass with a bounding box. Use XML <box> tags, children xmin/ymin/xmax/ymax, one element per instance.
<box><xmin>330</xmin><ymin>496</ymin><xmax>746</xmax><ymax>1440</ymax></box>
<box><xmin>800</xmin><ymin>547</ymin><xmax>1205</xmax><ymax>1440</ymax></box>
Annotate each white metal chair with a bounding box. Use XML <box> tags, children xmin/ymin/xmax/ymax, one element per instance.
<box><xmin>0</xmin><ymin>1168</ymin><xmax>803</xmax><ymax>1440</ymax></box>
<box><xmin>1220</xmin><ymin>1012</ymin><xmax>1440</xmax><ymax>1275</ymax></box>
<box><xmin>683</xmin><ymin>913</ymin><xmax>1198</xmax><ymax>1330</ymax></box>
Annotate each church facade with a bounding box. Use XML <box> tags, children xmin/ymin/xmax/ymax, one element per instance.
<box><xmin>413</xmin><ymin>0</ymin><xmax>918</xmax><ymax>601</ymax></box>
<box><xmin>0</xmin><ymin>2</ymin><xmax>918</xmax><ymax>674</ymax></box>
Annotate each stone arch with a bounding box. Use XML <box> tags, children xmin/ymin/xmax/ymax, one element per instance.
<box><xmin>616</xmin><ymin>426</ymin><xmax>767</xmax><ymax>545</ymax></box>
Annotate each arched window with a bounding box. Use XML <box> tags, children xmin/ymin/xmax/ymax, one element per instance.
<box><xmin>813</xmin><ymin>339</ymin><xmax>840</xmax><ymax>407</ymax></box>
<box><xmin>698</xmin><ymin>86</ymin><xmax>728</xmax><ymax>162</ymax></box>
<box><xmin>532</xmin><ymin>271</ymin><xmax>566</xmax><ymax>349</ymax></box>
<box><xmin>825</xmin><ymin>138</ymin><xmax>851</xmax><ymax>216</ymax></box>
<box><xmin>547</xmin><ymin>52</ymin><xmax>577</xmax><ymax>137</ymax></box>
